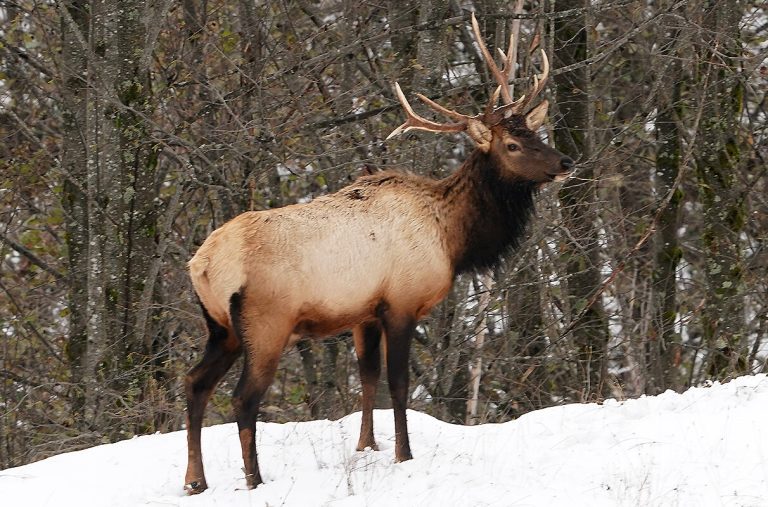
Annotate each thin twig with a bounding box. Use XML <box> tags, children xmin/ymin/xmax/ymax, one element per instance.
<box><xmin>0</xmin><ymin>233</ymin><xmax>65</xmax><ymax>282</ymax></box>
<box><xmin>557</xmin><ymin>35</ymin><xmax>714</xmax><ymax>342</ymax></box>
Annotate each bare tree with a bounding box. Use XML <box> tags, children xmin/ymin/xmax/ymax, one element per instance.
<box><xmin>1</xmin><ymin>0</ymin><xmax>765</xmax><ymax>468</ymax></box>
<box><xmin>553</xmin><ymin>0</ymin><xmax>609</xmax><ymax>400</ymax></box>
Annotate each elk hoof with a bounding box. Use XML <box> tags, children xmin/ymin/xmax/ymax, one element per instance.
<box><xmin>395</xmin><ymin>452</ymin><xmax>413</xmax><ymax>463</ymax></box>
<box><xmin>244</xmin><ymin>473</ymin><xmax>263</xmax><ymax>490</ymax></box>
<box><xmin>184</xmin><ymin>480</ymin><xmax>207</xmax><ymax>495</ymax></box>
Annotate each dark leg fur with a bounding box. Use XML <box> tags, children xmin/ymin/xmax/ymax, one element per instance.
<box><xmin>353</xmin><ymin>322</ymin><xmax>383</xmax><ymax>451</ymax></box>
<box><xmin>229</xmin><ymin>291</ymin><xmax>281</xmax><ymax>489</ymax></box>
<box><xmin>381</xmin><ymin>312</ymin><xmax>415</xmax><ymax>462</ymax></box>
<box><xmin>184</xmin><ymin>302</ymin><xmax>242</xmax><ymax>494</ymax></box>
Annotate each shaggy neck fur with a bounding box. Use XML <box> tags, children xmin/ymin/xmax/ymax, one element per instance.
<box><xmin>438</xmin><ymin>149</ymin><xmax>537</xmax><ymax>275</ymax></box>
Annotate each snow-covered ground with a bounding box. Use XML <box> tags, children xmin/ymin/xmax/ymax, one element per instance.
<box><xmin>2</xmin><ymin>375</ymin><xmax>768</xmax><ymax>506</ymax></box>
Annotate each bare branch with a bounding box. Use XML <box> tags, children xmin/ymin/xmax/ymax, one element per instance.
<box><xmin>0</xmin><ymin>233</ymin><xmax>65</xmax><ymax>282</ymax></box>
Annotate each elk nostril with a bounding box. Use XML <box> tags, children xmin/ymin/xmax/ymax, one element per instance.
<box><xmin>560</xmin><ymin>157</ymin><xmax>575</xmax><ymax>171</ymax></box>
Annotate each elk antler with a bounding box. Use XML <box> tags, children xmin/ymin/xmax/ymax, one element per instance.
<box><xmin>387</xmin><ymin>12</ymin><xmax>551</xmax><ymax>144</ymax></box>
<box><xmin>387</xmin><ymin>82</ymin><xmax>497</xmax><ymax>147</ymax></box>
<box><xmin>386</xmin><ymin>83</ymin><xmax>469</xmax><ymax>140</ymax></box>
<box><xmin>470</xmin><ymin>12</ymin><xmax>549</xmax><ymax>116</ymax></box>
<box><xmin>470</xmin><ymin>12</ymin><xmax>518</xmax><ymax>106</ymax></box>
<box><xmin>518</xmin><ymin>48</ymin><xmax>549</xmax><ymax>112</ymax></box>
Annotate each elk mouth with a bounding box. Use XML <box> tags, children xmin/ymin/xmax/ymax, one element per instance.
<box><xmin>546</xmin><ymin>172</ymin><xmax>572</xmax><ymax>182</ymax></box>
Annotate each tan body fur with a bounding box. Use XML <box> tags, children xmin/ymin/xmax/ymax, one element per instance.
<box><xmin>189</xmin><ymin>172</ymin><xmax>454</xmax><ymax>345</ymax></box>
<box><xmin>183</xmin><ymin>14</ymin><xmax>575</xmax><ymax>494</ymax></box>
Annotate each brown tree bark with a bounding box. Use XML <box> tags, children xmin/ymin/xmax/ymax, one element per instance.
<box><xmin>59</xmin><ymin>0</ymin><xmax>172</xmax><ymax>436</ymax></box>
<box><xmin>554</xmin><ymin>0</ymin><xmax>610</xmax><ymax>400</ymax></box>
<box><xmin>60</xmin><ymin>0</ymin><xmax>90</xmax><ymax>422</ymax></box>
<box><xmin>694</xmin><ymin>0</ymin><xmax>747</xmax><ymax>380</ymax></box>
<box><xmin>651</xmin><ymin>32</ymin><xmax>684</xmax><ymax>392</ymax></box>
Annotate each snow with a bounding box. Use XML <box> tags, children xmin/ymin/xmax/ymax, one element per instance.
<box><xmin>3</xmin><ymin>375</ymin><xmax>768</xmax><ymax>506</ymax></box>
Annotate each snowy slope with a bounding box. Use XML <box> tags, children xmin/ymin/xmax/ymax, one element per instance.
<box><xmin>2</xmin><ymin>375</ymin><xmax>768</xmax><ymax>506</ymax></box>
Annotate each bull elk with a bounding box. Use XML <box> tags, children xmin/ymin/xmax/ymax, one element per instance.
<box><xmin>183</xmin><ymin>13</ymin><xmax>574</xmax><ymax>493</ymax></box>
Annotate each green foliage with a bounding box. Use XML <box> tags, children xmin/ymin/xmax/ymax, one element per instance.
<box><xmin>287</xmin><ymin>385</ymin><xmax>307</xmax><ymax>406</ymax></box>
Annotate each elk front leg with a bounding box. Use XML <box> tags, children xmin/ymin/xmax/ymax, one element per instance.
<box><xmin>231</xmin><ymin>352</ymin><xmax>280</xmax><ymax>489</ymax></box>
<box><xmin>353</xmin><ymin>322</ymin><xmax>383</xmax><ymax>451</ymax></box>
<box><xmin>382</xmin><ymin>312</ymin><xmax>415</xmax><ymax>462</ymax></box>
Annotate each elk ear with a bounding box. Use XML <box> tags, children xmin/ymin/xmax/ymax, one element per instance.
<box><xmin>525</xmin><ymin>100</ymin><xmax>549</xmax><ymax>131</ymax></box>
<box><xmin>466</xmin><ymin>119</ymin><xmax>493</xmax><ymax>152</ymax></box>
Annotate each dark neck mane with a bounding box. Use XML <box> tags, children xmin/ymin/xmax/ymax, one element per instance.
<box><xmin>439</xmin><ymin>150</ymin><xmax>537</xmax><ymax>275</ymax></box>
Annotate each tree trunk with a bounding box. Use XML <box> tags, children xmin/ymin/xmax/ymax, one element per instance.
<box><xmin>60</xmin><ymin>0</ymin><xmax>169</xmax><ymax>437</ymax></box>
<box><xmin>60</xmin><ymin>0</ymin><xmax>90</xmax><ymax>422</ymax></box>
<box><xmin>651</xmin><ymin>31</ymin><xmax>684</xmax><ymax>392</ymax></box>
<box><xmin>694</xmin><ymin>0</ymin><xmax>746</xmax><ymax>380</ymax></box>
<box><xmin>554</xmin><ymin>0</ymin><xmax>609</xmax><ymax>400</ymax></box>
<box><xmin>466</xmin><ymin>273</ymin><xmax>493</xmax><ymax>425</ymax></box>
<box><xmin>504</xmin><ymin>262</ymin><xmax>547</xmax><ymax>415</ymax></box>
<box><xmin>427</xmin><ymin>277</ymin><xmax>470</xmax><ymax>423</ymax></box>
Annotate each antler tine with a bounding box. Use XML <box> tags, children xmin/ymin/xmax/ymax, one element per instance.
<box><xmin>415</xmin><ymin>93</ymin><xmax>471</xmax><ymax>122</ymax></box>
<box><xmin>532</xmin><ymin>48</ymin><xmax>549</xmax><ymax>98</ymax></box>
<box><xmin>502</xmin><ymin>30</ymin><xmax>516</xmax><ymax>75</ymax></box>
<box><xmin>497</xmin><ymin>29</ymin><xmax>515</xmax><ymax>68</ymax></box>
<box><xmin>470</xmin><ymin>12</ymin><xmax>515</xmax><ymax>105</ymax></box>
<box><xmin>387</xmin><ymin>83</ymin><xmax>467</xmax><ymax>140</ymax></box>
<box><xmin>483</xmin><ymin>86</ymin><xmax>502</xmax><ymax>118</ymax></box>
<box><xmin>520</xmin><ymin>48</ymin><xmax>550</xmax><ymax>109</ymax></box>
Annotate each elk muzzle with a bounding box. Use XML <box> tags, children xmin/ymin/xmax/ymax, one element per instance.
<box><xmin>551</xmin><ymin>156</ymin><xmax>575</xmax><ymax>182</ymax></box>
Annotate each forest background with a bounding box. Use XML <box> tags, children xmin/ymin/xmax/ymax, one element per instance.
<box><xmin>0</xmin><ymin>0</ymin><xmax>766</xmax><ymax>469</ymax></box>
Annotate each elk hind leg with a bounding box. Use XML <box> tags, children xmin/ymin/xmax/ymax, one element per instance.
<box><xmin>230</xmin><ymin>292</ymin><xmax>287</xmax><ymax>489</ymax></box>
<box><xmin>184</xmin><ymin>303</ymin><xmax>242</xmax><ymax>494</ymax></box>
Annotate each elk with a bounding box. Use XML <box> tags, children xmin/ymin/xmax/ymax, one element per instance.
<box><xmin>183</xmin><ymin>13</ymin><xmax>574</xmax><ymax>494</ymax></box>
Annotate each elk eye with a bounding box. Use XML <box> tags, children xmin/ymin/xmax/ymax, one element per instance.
<box><xmin>507</xmin><ymin>143</ymin><xmax>519</xmax><ymax>152</ymax></box>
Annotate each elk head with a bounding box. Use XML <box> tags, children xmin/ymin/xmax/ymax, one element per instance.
<box><xmin>387</xmin><ymin>13</ymin><xmax>574</xmax><ymax>184</ymax></box>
